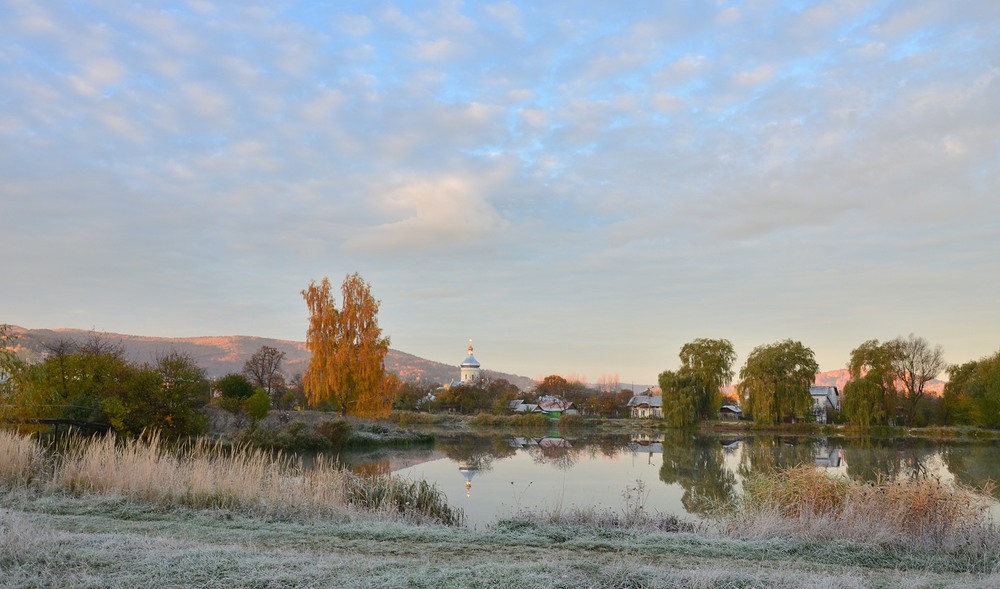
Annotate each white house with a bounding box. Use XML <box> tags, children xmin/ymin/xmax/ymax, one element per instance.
<box><xmin>810</xmin><ymin>385</ymin><xmax>840</xmax><ymax>423</ymax></box>
<box><xmin>627</xmin><ymin>394</ymin><xmax>663</xmax><ymax>418</ymax></box>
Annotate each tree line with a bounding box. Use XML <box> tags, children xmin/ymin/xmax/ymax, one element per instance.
<box><xmin>3</xmin><ymin>270</ymin><xmax>999</xmax><ymax>435</ymax></box>
<box><xmin>657</xmin><ymin>334</ymin><xmax>1000</xmax><ymax>428</ymax></box>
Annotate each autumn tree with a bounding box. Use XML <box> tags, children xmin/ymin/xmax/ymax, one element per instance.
<box><xmin>842</xmin><ymin>339</ymin><xmax>899</xmax><ymax>427</ymax></box>
<box><xmin>738</xmin><ymin>340</ymin><xmax>818</xmax><ymax>425</ymax></box>
<box><xmin>242</xmin><ymin>345</ymin><xmax>286</xmax><ymax>399</ymax></box>
<box><xmin>893</xmin><ymin>333</ymin><xmax>946</xmax><ymax>426</ymax></box>
<box><xmin>301</xmin><ymin>273</ymin><xmax>392</xmax><ymax>418</ymax></box>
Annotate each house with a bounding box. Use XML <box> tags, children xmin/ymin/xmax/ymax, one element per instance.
<box><xmin>508</xmin><ymin>397</ymin><xmax>570</xmax><ymax>417</ymax></box>
<box><xmin>810</xmin><ymin>385</ymin><xmax>840</xmax><ymax>424</ymax></box>
<box><xmin>719</xmin><ymin>405</ymin><xmax>743</xmax><ymax>420</ymax></box>
<box><xmin>627</xmin><ymin>394</ymin><xmax>663</xmax><ymax>418</ymax></box>
<box><xmin>536</xmin><ymin>395</ymin><xmax>573</xmax><ymax>418</ymax></box>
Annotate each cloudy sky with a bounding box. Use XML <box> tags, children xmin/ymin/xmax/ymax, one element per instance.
<box><xmin>2</xmin><ymin>1</ymin><xmax>998</xmax><ymax>385</ymax></box>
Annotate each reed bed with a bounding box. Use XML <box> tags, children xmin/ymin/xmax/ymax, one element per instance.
<box><xmin>721</xmin><ymin>465</ymin><xmax>1000</xmax><ymax>559</ymax></box>
<box><xmin>0</xmin><ymin>430</ymin><xmax>461</xmax><ymax>525</ymax></box>
<box><xmin>0</xmin><ymin>430</ymin><xmax>45</xmax><ymax>487</ymax></box>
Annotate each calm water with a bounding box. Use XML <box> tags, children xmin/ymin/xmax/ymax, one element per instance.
<box><xmin>342</xmin><ymin>431</ymin><xmax>1000</xmax><ymax>528</ymax></box>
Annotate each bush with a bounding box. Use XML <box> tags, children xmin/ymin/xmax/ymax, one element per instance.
<box><xmin>315</xmin><ymin>419</ymin><xmax>352</xmax><ymax>448</ymax></box>
<box><xmin>556</xmin><ymin>413</ymin><xmax>589</xmax><ymax>430</ymax></box>
<box><xmin>469</xmin><ymin>413</ymin><xmax>551</xmax><ymax>428</ymax></box>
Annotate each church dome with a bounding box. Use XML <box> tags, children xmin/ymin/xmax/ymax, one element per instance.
<box><xmin>461</xmin><ymin>340</ymin><xmax>480</xmax><ymax>368</ymax></box>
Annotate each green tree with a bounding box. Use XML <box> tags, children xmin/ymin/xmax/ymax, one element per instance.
<box><xmin>658</xmin><ymin>369</ymin><xmax>699</xmax><ymax>427</ymax></box>
<box><xmin>216</xmin><ymin>373</ymin><xmax>256</xmax><ymax>400</ymax></box>
<box><xmin>944</xmin><ymin>351</ymin><xmax>1000</xmax><ymax>427</ymax></box>
<box><xmin>842</xmin><ymin>339</ymin><xmax>898</xmax><ymax>426</ymax></box>
<box><xmin>245</xmin><ymin>389</ymin><xmax>271</xmax><ymax>427</ymax></box>
<box><xmin>301</xmin><ymin>273</ymin><xmax>392</xmax><ymax>417</ymax></box>
<box><xmin>738</xmin><ymin>340</ymin><xmax>818</xmax><ymax>425</ymax></box>
<box><xmin>659</xmin><ymin>338</ymin><xmax>737</xmax><ymax>425</ymax></box>
<box><xmin>678</xmin><ymin>338</ymin><xmax>737</xmax><ymax>419</ymax></box>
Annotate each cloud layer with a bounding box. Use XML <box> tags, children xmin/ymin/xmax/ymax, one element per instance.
<box><xmin>2</xmin><ymin>0</ymin><xmax>998</xmax><ymax>382</ymax></box>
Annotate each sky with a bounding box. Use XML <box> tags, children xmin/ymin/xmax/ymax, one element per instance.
<box><xmin>2</xmin><ymin>1</ymin><xmax>998</xmax><ymax>386</ymax></box>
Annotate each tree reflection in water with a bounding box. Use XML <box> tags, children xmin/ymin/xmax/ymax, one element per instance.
<box><xmin>942</xmin><ymin>443</ymin><xmax>1000</xmax><ymax>499</ymax></box>
<box><xmin>737</xmin><ymin>435</ymin><xmax>820</xmax><ymax>478</ymax></box>
<box><xmin>658</xmin><ymin>431</ymin><xmax>737</xmax><ymax>516</ymax></box>
<box><xmin>843</xmin><ymin>438</ymin><xmax>937</xmax><ymax>483</ymax></box>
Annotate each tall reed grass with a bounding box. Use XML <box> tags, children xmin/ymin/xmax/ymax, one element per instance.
<box><xmin>721</xmin><ymin>465</ymin><xmax>1000</xmax><ymax>562</ymax></box>
<box><xmin>0</xmin><ymin>430</ymin><xmax>45</xmax><ymax>487</ymax></box>
<box><xmin>0</xmin><ymin>431</ymin><xmax>461</xmax><ymax>525</ymax></box>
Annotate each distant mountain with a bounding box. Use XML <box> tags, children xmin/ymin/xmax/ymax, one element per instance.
<box><xmin>5</xmin><ymin>326</ymin><xmax>536</xmax><ymax>390</ymax></box>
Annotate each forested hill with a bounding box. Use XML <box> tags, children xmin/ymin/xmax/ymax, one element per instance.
<box><xmin>5</xmin><ymin>326</ymin><xmax>536</xmax><ymax>389</ymax></box>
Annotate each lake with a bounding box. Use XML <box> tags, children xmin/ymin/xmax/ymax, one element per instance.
<box><xmin>342</xmin><ymin>430</ymin><xmax>1000</xmax><ymax>528</ymax></box>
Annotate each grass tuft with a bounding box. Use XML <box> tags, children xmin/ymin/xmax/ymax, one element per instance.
<box><xmin>0</xmin><ymin>430</ymin><xmax>45</xmax><ymax>488</ymax></box>
<box><xmin>720</xmin><ymin>465</ymin><xmax>1000</xmax><ymax>564</ymax></box>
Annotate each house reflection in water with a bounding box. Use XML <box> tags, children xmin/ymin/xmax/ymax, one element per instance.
<box><xmin>628</xmin><ymin>434</ymin><xmax>664</xmax><ymax>465</ymax></box>
<box><xmin>814</xmin><ymin>444</ymin><xmax>844</xmax><ymax>468</ymax></box>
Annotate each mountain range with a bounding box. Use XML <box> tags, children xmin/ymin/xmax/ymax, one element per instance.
<box><xmin>3</xmin><ymin>326</ymin><xmax>537</xmax><ymax>390</ymax></box>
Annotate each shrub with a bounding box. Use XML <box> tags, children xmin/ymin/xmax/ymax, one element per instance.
<box><xmin>315</xmin><ymin>419</ymin><xmax>352</xmax><ymax>448</ymax></box>
<box><xmin>556</xmin><ymin>413</ymin><xmax>588</xmax><ymax>430</ymax></box>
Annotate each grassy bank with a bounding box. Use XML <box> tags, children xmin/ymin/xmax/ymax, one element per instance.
<box><xmin>2</xmin><ymin>430</ymin><xmax>999</xmax><ymax>588</ymax></box>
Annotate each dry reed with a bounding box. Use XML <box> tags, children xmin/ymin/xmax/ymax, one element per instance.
<box><xmin>0</xmin><ymin>430</ymin><xmax>45</xmax><ymax>487</ymax></box>
<box><xmin>0</xmin><ymin>431</ymin><xmax>460</xmax><ymax>524</ymax></box>
<box><xmin>723</xmin><ymin>465</ymin><xmax>1000</xmax><ymax>555</ymax></box>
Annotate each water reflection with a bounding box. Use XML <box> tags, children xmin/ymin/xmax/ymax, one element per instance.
<box><xmin>943</xmin><ymin>444</ymin><xmax>1000</xmax><ymax>499</ymax></box>
<box><xmin>658</xmin><ymin>432</ymin><xmax>737</xmax><ymax>515</ymax></box>
<box><xmin>355</xmin><ymin>432</ymin><xmax>999</xmax><ymax>527</ymax></box>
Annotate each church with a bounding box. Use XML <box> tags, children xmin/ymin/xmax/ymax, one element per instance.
<box><xmin>459</xmin><ymin>339</ymin><xmax>482</xmax><ymax>384</ymax></box>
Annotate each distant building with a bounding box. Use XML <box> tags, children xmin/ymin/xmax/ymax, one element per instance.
<box><xmin>719</xmin><ymin>405</ymin><xmax>743</xmax><ymax>420</ymax></box>
<box><xmin>460</xmin><ymin>339</ymin><xmax>482</xmax><ymax>384</ymax></box>
<box><xmin>627</xmin><ymin>394</ymin><xmax>663</xmax><ymax>419</ymax></box>
<box><xmin>810</xmin><ymin>385</ymin><xmax>840</xmax><ymax>424</ymax></box>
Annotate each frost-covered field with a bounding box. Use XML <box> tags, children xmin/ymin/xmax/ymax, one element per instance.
<box><xmin>2</xmin><ymin>431</ymin><xmax>998</xmax><ymax>587</ymax></box>
<box><xmin>2</xmin><ymin>495</ymin><xmax>998</xmax><ymax>589</ymax></box>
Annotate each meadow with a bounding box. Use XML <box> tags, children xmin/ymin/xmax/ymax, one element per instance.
<box><xmin>2</xmin><ymin>430</ymin><xmax>999</xmax><ymax>588</ymax></box>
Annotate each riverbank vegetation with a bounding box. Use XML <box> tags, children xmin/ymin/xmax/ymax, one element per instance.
<box><xmin>0</xmin><ymin>430</ymin><xmax>460</xmax><ymax>525</ymax></box>
<box><xmin>2</xmin><ymin>429</ymin><xmax>998</xmax><ymax>588</ymax></box>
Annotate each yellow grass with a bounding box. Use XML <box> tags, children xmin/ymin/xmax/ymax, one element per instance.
<box><xmin>0</xmin><ymin>430</ymin><xmax>45</xmax><ymax>487</ymax></box>
<box><xmin>725</xmin><ymin>465</ymin><xmax>998</xmax><ymax>553</ymax></box>
<box><xmin>0</xmin><ymin>431</ymin><xmax>461</xmax><ymax>524</ymax></box>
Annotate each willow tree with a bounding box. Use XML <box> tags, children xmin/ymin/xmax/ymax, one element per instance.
<box><xmin>659</xmin><ymin>338</ymin><xmax>736</xmax><ymax>427</ymax></box>
<box><xmin>738</xmin><ymin>339</ymin><xmax>818</xmax><ymax>425</ymax></box>
<box><xmin>842</xmin><ymin>339</ymin><xmax>899</xmax><ymax>426</ymax></box>
<box><xmin>679</xmin><ymin>338</ymin><xmax>737</xmax><ymax>418</ymax></box>
<box><xmin>301</xmin><ymin>273</ymin><xmax>392</xmax><ymax>418</ymax></box>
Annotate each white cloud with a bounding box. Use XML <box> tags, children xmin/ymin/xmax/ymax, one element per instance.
<box><xmin>344</xmin><ymin>175</ymin><xmax>508</xmax><ymax>252</ymax></box>
<box><xmin>415</xmin><ymin>38</ymin><xmax>462</xmax><ymax>61</ymax></box>
<box><xmin>485</xmin><ymin>2</ymin><xmax>524</xmax><ymax>38</ymax></box>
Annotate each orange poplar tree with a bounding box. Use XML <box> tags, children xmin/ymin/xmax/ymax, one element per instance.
<box><xmin>301</xmin><ymin>273</ymin><xmax>394</xmax><ymax>418</ymax></box>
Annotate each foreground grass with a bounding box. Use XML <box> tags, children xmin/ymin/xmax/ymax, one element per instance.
<box><xmin>3</xmin><ymin>430</ymin><xmax>1000</xmax><ymax>588</ymax></box>
<box><xmin>3</xmin><ymin>494</ymin><xmax>1000</xmax><ymax>589</ymax></box>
